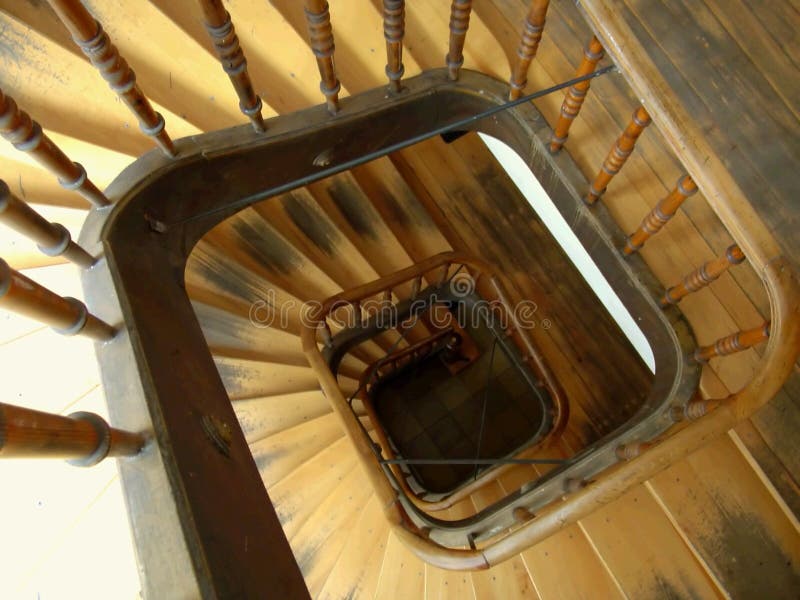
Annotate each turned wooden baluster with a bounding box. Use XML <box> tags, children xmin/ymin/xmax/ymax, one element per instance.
<box><xmin>0</xmin><ymin>89</ymin><xmax>108</xmax><ymax>207</ymax></box>
<box><xmin>383</xmin><ymin>0</ymin><xmax>405</xmax><ymax>93</ymax></box>
<box><xmin>549</xmin><ymin>35</ymin><xmax>604</xmax><ymax>151</ymax></box>
<box><xmin>0</xmin><ymin>258</ymin><xmax>115</xmax><ymax>341</ymax></box>
<box><xmin>446</xmin><ymin>0</ymin><xmax>473</xmax><ymax>81</ymax></box>
<box><xmin>304</xmin><ymin>0</ymin><xmax>341</xmax><ymax>114</ymax></box>
<box><xmin>47</xmin><ymin>0</ymin><xmax>176</xmax><ymax>156</ymax></box>
<box><xmin>624</xmin><ymin>175</ymin><xmax>698</xmax><ymax>254</ymax></box>
<box><xmin>0</xmin><ymin>181</ymin><xmax>95</xmax><ymax>268</ymax></box>
<box><xmin>673</xmin><ymin>396</ymin><xmax>722</xmax><ymax>422</ymax></box>
<box><xmin>585</xmin><ymin>106</ymin><xmax>651</xmax><ymax>204</ymax></box>
<box><xmin>661</xmin><ymin>244</ymin><xmax>745</xmax><ymax>306</ymax></box>
<box><xmin>693</xmin><ymin>322</ymin><xmax>770</xmax><ymax>363</ymax></box>
<box><xmin>0</xmin><ymin>403</ymin><xmax>144</xmax><ymax>464</ymax></box>
<box><xmin>199</xmin><ymin>0</ymin><xmax>265</xmax><ymax>132</ymax></box>
<box><xmin>508</xmin><ymin>0</ymin><xmax>550</xmax><ymax>100</ymax></box>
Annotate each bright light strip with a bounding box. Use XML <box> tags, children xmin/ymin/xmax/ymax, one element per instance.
<box><xmin>479</xmin><ymin>133</ymin><xmax>656</xmax><ymax>373</ymax></box>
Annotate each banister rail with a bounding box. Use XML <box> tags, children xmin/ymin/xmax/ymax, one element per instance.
<box><xmin>308</xmin><ymin>252</ymin><xmax>569</xmax><ymax>442</ymax></box>
<box><xmin>305</xmin><ymin>256</ymin><xmax>800</xmax><ymax>570</ymax></box>
<box><xmin>36</xmin><ymin>0</ymin><xmax>792</xmax><ymax>583</ymax></box>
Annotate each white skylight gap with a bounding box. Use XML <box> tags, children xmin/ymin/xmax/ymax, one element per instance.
<box><xmin>478</xmin><ymin>133</ymin><xmax>656</xmax><ymax>373</ymax></box>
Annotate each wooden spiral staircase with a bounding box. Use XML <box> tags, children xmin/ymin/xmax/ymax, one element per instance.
<box><xmin>0</xmin><ymin>0</ymin><xmax>798</xmax><ymax>598</ymax></box>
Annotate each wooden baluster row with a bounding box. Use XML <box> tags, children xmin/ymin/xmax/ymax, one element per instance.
<box><xmin>0</xmin><ymin>181</ymin><xmax>95</xmax><ymax>268</ymax></box>
<box><xmin>585</xmin><ymin>106</ymin><xmax>651</xmax><ymax>204</ymax></box>
<box><xmin>199</xmin><ymin>0</ymin><xmax>265</xmax><ymax>132</ymax></box>
<box><xmin>0</xmin><ymin>258</ymin><xmax>115</xmax><ymax>341</ymax></box>
<box><xmin>446</xmin><ymin>0</ymin><xmax>473</xmax><ymax>81</ymax></box>
<box><xmin>0</xmin><ymin>89</ymin><xmax>108</xmax><ymax>207</ymax></box>
<box><xmin>508</xmin><ymin>0</ymin><xmax>550</xmax><ymax>100</ymax></box>
<box><xmin>383</xmin><ymin>0</ymin><xmax>406</xmax><ymax>93</ymax></box>
<box><xmin>304</xmin><ymin>0</ymin><xmax>341</xmax><ymax>114</ymax></box>
<box><xmin>0</xmin><ymin>402</ymin><xmax>144</xmax><ymax>464</ymax></box>
<box><xmin>693</xmin><ymin>322</ymin><xmax>770</xmax><ymax>363</ymax></box>
<box><xmin>549</xmin><ymin>35</ymin><xmax>604</xmax><ymax>152</ymax></box>
<box><xmin>623</xmin><ymin>175</ymin><xmax>698</xmax><ymax>254</ymax></box>
<box><xmin>661</xmin><ymin>244</ymin><xmax>745</xmax><ymax>306</ymax></box>
<box><xmin>47</xmin><ymin>0</ymin><xmax>176</xmax><ymax>156</ymax></box>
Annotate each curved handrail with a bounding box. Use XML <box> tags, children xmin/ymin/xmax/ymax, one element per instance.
<box><xmin>303</xmin><ymin>255</ymin><xmax>799</xmax><ymax>570</ymax></box>
<box><xmin>313</xmin><ymin>251</ymin><xmax>569</xmax><ymax>439</ymax></box>
<box><xmin>357</xmin><ymin>331</ymin><xmax>560</xmax><ymax>514</ymax></box>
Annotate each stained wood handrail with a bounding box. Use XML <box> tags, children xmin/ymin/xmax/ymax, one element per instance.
<box><xmin>446</xmin><ymin>0</ymin><xmax>473</xmax><ymax>81</ymax></box>
<box><xmin>199</xmin><ymin>0</ymin><xmax>265</xmax><ymax>132</ymax></box>
<box><xmin>309</xmin><ymin>252</ymin><xmax>568</xmax><ymax>443</ymax></box>
<box><xmin>0</xmin><ymin>89</ymin><xmax>108</xmax><ymax>207</ymax></box>
<box><xmin>303</xmin><ymin>0</ymin><xmax>341</xmax><ymax>114</ymax></box>
<box><xmin>508</xmin><ymin>0</ymin><xmax>550</xmax><ymax>100</ymax></box>
<box><xmin>585</xmin><ymin>106</ymin><xmax>651</xmax><ymax>204</ymax></box>
<box><xmin>549</xmin><ymin>35</ymin><xmax>603</xmax><ymax>151</ymax></box>
<box><xmin>0</xmin><ymin>180</ymin><xmax>95</xmax><ymax>268</ymax></box>
<box><xmin>382</xmin><ymin>0</ymin><xmax>406</xmax><ymax>93</ymax></box>
<box><xmin>0</xmin><ymin>258</ymin><xmax>115</xmax><ymax>341</ymax></box>
<box><xmin>306</xmin><ymin>255</ymin><xmax>799</xmax><ymax>571</ymax></box>
<box><xmin>47</xmin><ymin>0</ymin><xmax>176</xmax><ymax>156</ymax></box>
<box><xmin>0</xmin><ymin>402</ymin><xmax>144</xmax><ymax>464</ymax></box>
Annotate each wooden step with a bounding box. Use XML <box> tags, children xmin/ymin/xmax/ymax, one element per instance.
<box><xmin>249</xmin><ymin>411</ymin><xmax>346</xmax><ymax>488</ymax></box>
<box><xmin>316</xmin><ymin>493</ymin><xmax>391</xmax><ymax>600</ymax></box>
<box><xmin>579</xmin><ymin>486</ymin><xmax>724</xmax><ymax>598</ymax></box>
<box><xmin>290</xmin><ymin>460</ymin><xmax>374</xmax><ymax>596</ymax></box>
<box><xmin>232</xmin><ymin>389</ymin><xmax>332</xmax><ymax>444</ymax></box>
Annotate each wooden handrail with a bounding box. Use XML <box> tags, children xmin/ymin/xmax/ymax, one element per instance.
<box><xmin>693</xmin><ymin>322</ymin><xmax>770</xmax><ymax>363</ymax></box>
<box><xmin>578</xmin><ymin>0</ymin><xmax>782</xmax><ymax>272</ymax></box>
<box><xmin>623</xmin><ymin>175</ymin><xmax>698</xmax><ymax>254</ymax></box>
<box><xmin>585</xmin><ymin>106</ymin><xmax>651</xmax><ymax>204</ymax></box>
<box><xmin>303</xmin><ymin>0</ymin><xmax>341</xmax><ymax>114</ymax></box>
<box><xmin>310</xmin><ymin>252</ymin><xmax>569</xmax><ymax>446</ymax></box>
<box><xmin>305</xmin><ymin>256</ymin><xmax>798</xmax><ymax>571</ymax></box>
<box><xmin>0</xmin><ymin>402</ymin><xmax>144</xmax><ymax>464</ymax></box>
<box><xmin>661</xmin><ymin>244</ymin><xmax>745</xmax><ymax>305</ymax></box>
<box><xmin>446</xmin><ymin>0</ymin><xmax>473</xmax><ymax>81</ymax></box>
<box><xmin>199</xmin><ymin>0</ymin><xmax>265</xmax><ymax>132</ymax></box>
<box><xmin>0</xmin><ymin>89</ymin><xmax>108</xmax><ymax>207</ymax></box>
<box><xmin>382</xmin><ymin>0</ymin><xmax>406</xmax><ymax>93</ymax></box>
<box><xmin>0</xmin><ymin>180</ymin><xmax>95</xmax><ymax>268</ymax></box>
<box><xmin>549</xmin><ymin>35</ymin><xmax>604</xmax><ymax>151</ymax></box>
<box><xmin>0</xmin><ymin>259</ymin><xmax>115</xmax><ymax>341</ymax></box>
<box><xmin>507</xmin><ymin>0</ymin><xmax>550</xmax><ymax>99</ymax></box>
<box><xmin>47</xmin><ymin>0</ymin><xmax>176</xmax><ymax>156</ymax></box>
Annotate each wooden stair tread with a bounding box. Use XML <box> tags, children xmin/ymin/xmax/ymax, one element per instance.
<box><xmin>232</xmin><ymin>390</ymin><xmax>332</xmax><ymax>444</ymax></box>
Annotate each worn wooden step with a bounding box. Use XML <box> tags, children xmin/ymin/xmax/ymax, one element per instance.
<box><xmin>249</xmin><ymin>411</ymin><xmax>347</xmax><ymax>488</ymax></box>
<box><xmin>232</xmin><ymin>389</ymin><xmax>332</xmax><ymax>444</ymax></box>
<box><xmin>269</xmin><ymin>436</ymin><xmax>360</xmax><ymax>541</ymax></box>
<box><xmin>317</xmin><ymin>493</ymin><xmax>391</xmax><ymax>600</ymax></box>
<box><xmin>290</xmin><ymin>459</ymin><xmax>374</xmax><ymax>596</ymax></box>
